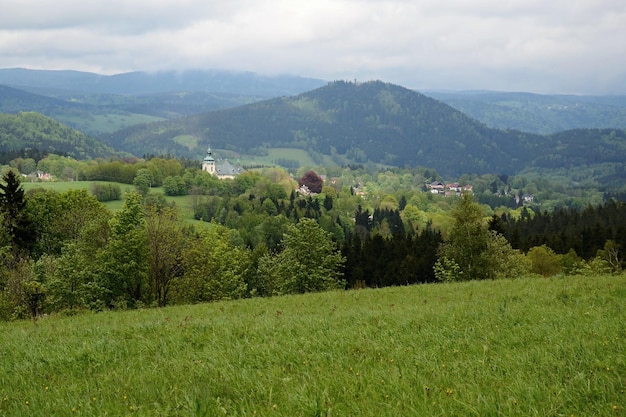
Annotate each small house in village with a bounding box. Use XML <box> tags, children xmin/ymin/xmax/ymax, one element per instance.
<box><xmin>428</xmin><ymin>181</ymin><xmax>472</xmax><ymax>196</ymax></box>
<box><xmin>201</xmin><ymin>147</ymin><xmax>245</xmax><ymax>179</ymax></box>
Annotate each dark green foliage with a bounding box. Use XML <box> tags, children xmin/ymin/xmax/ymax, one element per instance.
<box><xmin>499</xmin><ymin>200</ymin><xmax>626</xmax><ymax>267</ymax></box>
<box><xmin>342</xmin><ymin>227</ymin><xmax>442</xmax><ymax>288</ymax></box>
<box><xmin>0</xmin><ymin>148</ymin><xmax>51</xmax><ymax>166</ymax></box>
<box><xmin>0</xmin><ymin>170</ymin><xmax>35</xmax><ymax>253</ymax></box>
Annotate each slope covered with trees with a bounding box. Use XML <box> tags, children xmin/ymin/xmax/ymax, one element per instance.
<box><xmin>103</xmin><ymin>81</ymin><xmax>626</xmax><ymax>178</ymax></box>
<box><xmin>0</xmin><ymin>112</ymin><xmax>115</xmax><ymax>159</ymax></box>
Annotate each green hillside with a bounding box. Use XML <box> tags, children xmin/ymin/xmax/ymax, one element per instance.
<box><xmin>0</xmin><ymin>112</ymin><xmax>116</xmax><ymax>158</ymax></box>
<box><xmin>1</xmin><ymin>274</ymin><xmax>623</xmax><ymax>416</ymax></box>
<box><xmin>103</xmin><ymin>81</ymin><xmax>626</xmax><ymax>178</ymax></box>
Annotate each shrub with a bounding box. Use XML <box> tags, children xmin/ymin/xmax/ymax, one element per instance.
<box><xmin>91</xmin><ymin>182</ymin><xmax>122</xmax><ymax>202</ymax></box>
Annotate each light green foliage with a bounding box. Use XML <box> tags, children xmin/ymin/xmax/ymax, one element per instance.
<box><xmin>258</xmin><ymin>218</ymin><xmax>345</xmax><ymax>295</ymax></box>
<box><xmin>433</xmin><ymin>257</ymin><xmax>463</xmax><ymax>282</ymax></box>
<box><xmin>35</xmin><ymin>194</ymin><xmax>112</xmax><ymax>311</ymax></box>
<box><xmin>36</xmin><ymin>154</ymin><xmax>82</xmax><ymax>180</ymax></box>
<box><xmin>561</xmin><ymin>248</ymin><xmax>584</xmax><ymax>274</ymax></box>
<box><xmin>98</xmin><ymin>192</ymin><xmax>148</xmax><ymax>307</ymax></box>
<box><xmin>401</xmin><ymin>203</ymin><xmax>428</xmax><ymax>231</ymax></box>
<box><xmin>172</xmin><ymin>224</ymin><xmax>249</xmax><ymax>303</ymax></box>
<box><xmin>133</xmin><ymin>168</ymin><xmax>152</xmax><ymax>196</ymax></box>
<box><xmin>162</xmin><ymin>175</ymin><xmax>187</xmax><ymax>196</ymax></box>
<box><xmin>485</xmin><ymin>231</ymin><xmax>531</xmax><ymax>279</ymax></box>
<box><xmin>437</xmin><ymin>194</ymin><xmax>491</xmax><ymax>280</ymax></box>
<box><xmin>0</xmin><ymin>275</ymin><xmax>624</xmax><ymax>416</ymax></box>
<box><xmin>27</xmin><ymin>188</ymin><xmax>109</xmax><ymax>255</ymax></box>
<box><xmin>596</xmin><ymin>240</ymin><xmax>622</xmax><ymax>274</ymax></box>
<box><xmin>527</xmin><ymin>245</ymin><xmax>562</xmax><ymax>277</ymax></box>
<box><xmin>9</xmin><ymin>157</ymin><xmax>36</xmax><ymax>175</ymax></box>
<box><xmin>437</xmin><ymin>194</ymin><xmax>528</xmax><ymax>281</ymax></box>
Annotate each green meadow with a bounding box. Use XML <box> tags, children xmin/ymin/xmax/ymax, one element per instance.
<box><xmin>1</xmin><ymin>274</ymin><xmax>624</xmax><ymax>416</ymax></box>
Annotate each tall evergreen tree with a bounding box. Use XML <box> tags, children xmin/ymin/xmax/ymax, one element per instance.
<box><xmin>0</xmin><ymin>170</ymin><xmax>35</xmax><ymax>253</ymax></box>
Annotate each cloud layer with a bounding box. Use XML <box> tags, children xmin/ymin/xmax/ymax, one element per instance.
<box><xmin>1</xmin><ymin>0</ymin><xmax>625</xmax><ymax>93</ymax></box>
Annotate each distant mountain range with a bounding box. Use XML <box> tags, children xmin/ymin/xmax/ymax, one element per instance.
<box><xmin>424</xmin><ymin>90</ymin><xmax>626</xmax><ymax>134</ymax></box>
<box><xmin>0</xmin><ymin>68</ymin><xmax>326</xmax><ymax>96</ymax></box>
<box><xmin>1</xmin><ymin>68</ymin><xmax>625</xmax><ymax>181</ymax></box>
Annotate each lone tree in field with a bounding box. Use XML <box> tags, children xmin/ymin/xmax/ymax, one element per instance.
<box><xmin>298</xmin><ymin>170</ymin><xmax>323</xmax><ymax>194</ymax></box>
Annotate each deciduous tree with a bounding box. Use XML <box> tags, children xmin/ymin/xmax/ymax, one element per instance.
<box><xmin>298</xmin><ymin>170</ymin><xmax>323</xmax><ymax>194</ymax></box>
<box><xmin>258</xmin><ymin>218</ymin><xmax>345</xmax><ymax>295</ymax></box>
<box><xmin>145</xmin><ymin>206</ymin><xmax>184</xmax><ymax>306</ymax></box>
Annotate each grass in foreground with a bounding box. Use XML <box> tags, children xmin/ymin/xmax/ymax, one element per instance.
<box><xmin>0</xmin><ymin>275</ymin><xmax>624</xmax><ymax>416</ymax></box>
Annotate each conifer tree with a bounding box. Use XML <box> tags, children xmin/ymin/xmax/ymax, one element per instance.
<box><xmin>0</xmin><ymin>170</ymin><xmax>35</xmax><ymax>253</ymax></box>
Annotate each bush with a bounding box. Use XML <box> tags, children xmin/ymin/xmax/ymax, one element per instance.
<box><xmin>527</xmin><ymin>245</ymin><xmax>562</xmax><ymax>277</ymax></box>
<box><xmin>163</xmin><ymin>176</ymin><xmax>187</xmax><ymax>196</ymax></box>
<box><xmin>91</xmin><ymin>182</ymin><xmax>122</xmax><ymax>202</ymax></box>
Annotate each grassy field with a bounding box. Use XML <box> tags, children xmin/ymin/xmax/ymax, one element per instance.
<box><xmin>21</xmin><ymin>181</ymin><xmax>199</xmax><ymax>215</ymax></box>
<box><xmin>1</xmin><ymin>274</ymin><xmax>624</xmax><ymax>416</ymax></box>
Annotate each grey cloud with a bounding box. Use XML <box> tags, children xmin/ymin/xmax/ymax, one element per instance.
<box><xmin>0</xmin><ymin>0</ymin><xmax>624</xmax><ymax>93</ymax></box>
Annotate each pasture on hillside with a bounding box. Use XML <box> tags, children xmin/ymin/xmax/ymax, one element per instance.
<box><xmin>21</xmin><ymin>181</ymin><xmax>200</xmax><ymax>216</ymax></box>
<box><xmin>0</xmin><ymin>274</ymin><xmax>624</xmax><ymax>416</ymax></box>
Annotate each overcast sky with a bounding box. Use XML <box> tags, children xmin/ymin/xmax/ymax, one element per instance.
<box><xmin>1</xmin><ymin>0</ymin><xmax>625</xmax><ymax>94</ymax></box>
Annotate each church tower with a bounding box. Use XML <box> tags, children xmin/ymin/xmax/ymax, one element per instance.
<box><xmin>201</xmin><ymin>147</ymin><xmax>216</xmax><ymax>175</ymax></box>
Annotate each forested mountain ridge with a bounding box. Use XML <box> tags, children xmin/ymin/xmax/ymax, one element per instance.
<box><xmin>424</xmin><ymin>90</ymin><xmax>626</xmax><ymax>134</ymax></box>
<box><xmin>0</xmin><ymin>68</ymin><xmax>326</xmax><ymax>96</ymax></box>
<box><xmin>104</xmin><ymin>80</ymin><xmax>626</xmax><ymax>177</ymax></box>
<box><xmin>0</xmin><ymin>112</ymin><xmax>116</xmax><ymax>159</ymax></box>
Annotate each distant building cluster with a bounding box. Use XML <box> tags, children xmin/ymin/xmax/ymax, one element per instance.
<box><xmin>428</xmin><ymin>181</ymin><xmax>473</xmax><ymax>197</ymax></box>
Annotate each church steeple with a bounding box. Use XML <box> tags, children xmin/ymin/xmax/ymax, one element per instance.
<box><xmin>202</xmin><ymin>146</ymin><xmax>216</xmax><ymax>174</ymax></box>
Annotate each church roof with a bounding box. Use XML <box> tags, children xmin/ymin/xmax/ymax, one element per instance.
<box><xmin>216</xmin><ymin>159</ymin><xmax>244</xmax><ymax>176</ymax></box>
<box><xmin>201</xmin><ymin>147</ymin><xmax>245</xmax><ymax>177</ymax></box>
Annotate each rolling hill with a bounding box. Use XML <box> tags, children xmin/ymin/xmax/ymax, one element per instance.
<box><xmin>0</xmin><ymin>112</ymin><xmax>116</xmax><ymax>159</ymax></box>
<box><xmin>0</xmin><ymin>68</ymin><xmax>327</xmax><ymax>136</ymax></box>
<box><xmin>105</xmin><ymin>80</ymin><xmax>626</xmax><ymax>177</ymax></box>
<box><xmin>0</xmin><ymin>83</ymin><xmax>262</xmax><ymax>136</ymax></box>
